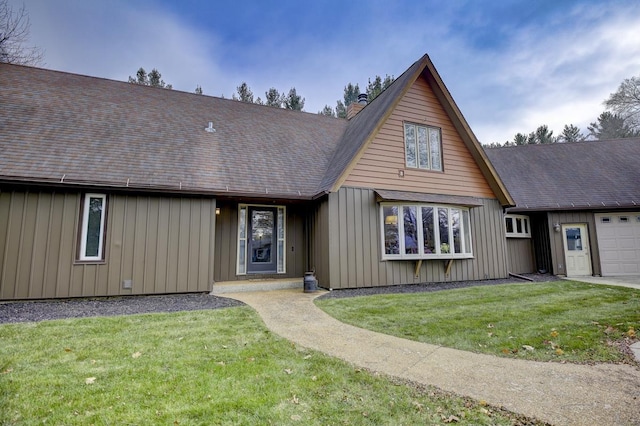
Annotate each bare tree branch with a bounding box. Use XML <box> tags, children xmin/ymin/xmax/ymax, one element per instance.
<box><xmin>604</xmin><ymin>76</ymin><xmax>640</xmax><ymax>130</ymax></box>
<box><xmin>0</xmin><ymin>0</ymin><xmax>44</xmax><ymax>65</ymax></box>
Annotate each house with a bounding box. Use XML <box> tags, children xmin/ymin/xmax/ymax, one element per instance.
<box><xmin>0</xmin><ymin>54</ymin><xmax>515</xmax><ymax>300</ymax></box>
<box><xmin>485</xmin><ymin>139</ymin><xmax>640</xmax><ymax>278</ymax></box>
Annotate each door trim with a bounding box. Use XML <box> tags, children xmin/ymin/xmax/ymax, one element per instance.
<box><xmin>562</xmin><ymin>223</ymin><xmax>592</xmax><ymax>277</ymax></box>
<box><xmin>236</xmin><ymin>204</ymin><xmax>286</xmax><ymax>275</ymax></box>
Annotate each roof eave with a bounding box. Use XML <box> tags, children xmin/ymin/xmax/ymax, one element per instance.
<box><xmin>0</xmin><ymin>176</ymin><xmax>316</xmax><ymax>201</ymax></box>
<box><xmin>328</xmin><ymin>55</ymin><xmax>432</xmax><ymax>193</ymax></box>
<box><xmin>422</xmin><ymin>59</ymin><xmax>516</xmax><ymax>208</ymax></box>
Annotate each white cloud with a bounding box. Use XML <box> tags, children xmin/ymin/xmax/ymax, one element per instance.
<box><xmin>12</xmin><ymin>0</ymin><xmax>640</xmax><ymax>143</ymax></box>
<box><xmin>460</xmin><ymin>2</ymin><xmax>640</xmax><ymax>143</ymax></box>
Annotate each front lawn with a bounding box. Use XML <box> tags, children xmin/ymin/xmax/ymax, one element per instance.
<box><xmin>316</xmin><ymin>280</ymin><xmax>639</xmax><ymax>363</ymax></box>
<box><xmin>0</xmin><ymin>307</ymin><xmax>527</xmax><ymax>425</ymax></box>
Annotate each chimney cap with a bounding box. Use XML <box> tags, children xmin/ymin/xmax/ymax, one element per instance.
<box><xmin>357</xmin><ymin>93</ymin><xmax>368</xmax><ymax>104</ymax></box>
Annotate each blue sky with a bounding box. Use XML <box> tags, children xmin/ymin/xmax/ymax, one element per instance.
<box><xmin>11</xmin><ymin>0</ymin><xmax>640</xmax><ymax>144</ymax></box>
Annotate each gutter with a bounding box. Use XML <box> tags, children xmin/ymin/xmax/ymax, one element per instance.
<box><xmin>0</xmin><ymin>176</ymin><xmax>316</xmax><ymax>201</ymax></box>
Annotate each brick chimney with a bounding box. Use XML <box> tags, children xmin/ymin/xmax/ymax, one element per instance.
<box><xmin>346</xmin><ymin>93</ymin><xmax>368</xmax><ymax>120</ymax></box>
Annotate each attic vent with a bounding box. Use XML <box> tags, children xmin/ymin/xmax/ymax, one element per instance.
<box><xmin>205</xmin><ymin>122</ymin><xmax>216</xmax><ymax>133</ymax></box>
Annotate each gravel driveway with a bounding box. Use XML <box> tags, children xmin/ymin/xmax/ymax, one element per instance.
<box><xmin>0</xmin><ymin>274</ymin><xmax>557</xmax><ymax>324</ymax></box>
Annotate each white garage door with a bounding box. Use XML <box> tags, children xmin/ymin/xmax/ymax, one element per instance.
<box><xmin>595</xmin><ymin>213</ymin><xmax>640</xmax><ymax>275</ymax></box>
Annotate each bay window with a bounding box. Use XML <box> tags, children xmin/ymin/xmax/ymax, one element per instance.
<box><xmin>381</xmin><ymin>203</ymin><xmax>472</xmax><ymax>259</ymax></box>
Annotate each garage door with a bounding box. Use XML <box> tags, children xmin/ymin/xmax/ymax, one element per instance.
<box><xmin>595</xmin><ymin>213</ymin><xmax>640</xmax><ymax>275</ymax></box>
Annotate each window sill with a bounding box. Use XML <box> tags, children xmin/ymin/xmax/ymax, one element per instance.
<box><xmin>74</xmin><ymin>260</ymin><xmax>107</xmax><ymax>265</ymax></box>
<box><xmin>506</xmin><ymin>234</ymin><xmax>531</xmax><ymax>239</ymax></box>
<box><xmin>382</xmin><ymin>254</ymin><xmax>474</xmax><ymax>261</ymax></box>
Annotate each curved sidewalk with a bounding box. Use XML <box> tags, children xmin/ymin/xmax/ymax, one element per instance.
<box><xmin>226</xmin><ymin>289</ymin><xmax>640</xmax><ymax>426</ymax></box>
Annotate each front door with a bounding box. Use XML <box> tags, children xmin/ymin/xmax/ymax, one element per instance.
<box><xmin>247</xmin><ymin>207</ymin><xmax>277</xmax><ymax>273</ymax></box>
<box><xmin>562</xmin><ymin>224</ymin><xmax>592</xmax><ymax>277</ymax></box>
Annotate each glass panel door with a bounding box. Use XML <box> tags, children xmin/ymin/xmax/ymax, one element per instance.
<box><xmin>247</xmin><ymin>207</ymin><xmax>277</xmax><ymax>273</ymax></box>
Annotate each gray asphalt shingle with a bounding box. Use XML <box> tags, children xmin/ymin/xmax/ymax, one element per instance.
<box><xmin>485</xmin><ymin>139</ymin><xmax>640</xmax><ymax>211</ymax></box>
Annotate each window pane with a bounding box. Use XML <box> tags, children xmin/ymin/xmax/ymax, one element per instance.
<box><xmin>462</xmin><ymin>210</ymin><xmax>471</xmax><ymax>254</ymax></box>
<box><xmin>417</xmin><ymin>126</ymin><xmax>428</xmax><ymax>169</ymax></box>
<box><xmin>505</xmin><ymin>217</ymin><xmax>514</xmax><ymax>233</ymax></box>
<box><xmin>383</xmin><ymin>206</ymin><xmax>399</xmax><ymax>255</ymax></box>
<box><xmin>238</xmin><ymin>240</ymin><xmax>246</xmax><ymax>274</ymax></box>
<box><xmin>451</xmin><ymin>209</ymin><xmax>461</xmax><ymax>254</ymax></box>
<box><xmin>523</xmin><ymin>218</ymin><xmax>529</xmax><ymax>234</ymax></box>
<box><xmin>404</xmin><ymin>206</ymin><xmax>418</xmax><ymax>254</ymax></box>
<box><xmin>404</xmin><ymin>124</ymin><xmax>417</xmax><ymax>168</ymax></box>
<box><xmin>85</xmin><ymin>197</ymin><xmax>104</xmax><ymax>257</ymax></box>
<box><xmin>438</xmin><ymin>208</ymin><xmax>449</xmax><ymax>253</ymax></box>
<box><xmin>429</xmin><ymin>128</ymin><xmax>442</xmax><ymax>171</ymax></box>
<box><xmin>516</xmin><ymin>218</ymin><xmax>522</xmax><ymax>233</ymax></box>
<box><xmin>277</xmin><ymin>208</ymin><xmax>284</xmax><ymax>239</ymax></box>
<box><xmin>251</xmin><ymin>210</ymin><xmax>273</xmax><ymax>263</ymax></box>
<box><xmin>421</xmin><ymin>207</ymin><xmax>435</xmax><ymax>254</ymax></box>
<box><xmin>239</xmin><ymin>207</ymin><xmax>247</xmax><ymax>238</ymax></box>
<box><xmin>277</xmin><ymin>241</ymin><xmax>284</xmax><ymax>273</ymax></box>
<box><xmin>565</xmin><ymin>227</ymin><xmax>582</xmax><ymax>251</ymax></box>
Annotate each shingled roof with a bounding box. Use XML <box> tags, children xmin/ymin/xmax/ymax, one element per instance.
<box><xmin>0</xmin><ymin>64</ymin><xmax>347</xmax><ymax>199</ymax></box>
<box><xmin>1</xmin><ymin>56</ymin><xmax>512</xmax><ymax>204</ymax></box>
<box><xmin>485</xmin><ymin>139</ymin><xmax>640</xmax><ymax>211</ymax></box>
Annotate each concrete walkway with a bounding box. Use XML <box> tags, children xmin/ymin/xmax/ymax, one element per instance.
<box><xmin>567</xmin><ymin>275</ymin><xmax>640</xmax><ymax>291</ymax></box>
<box><xmin>225</xmin><ymin>289</ymin><xmax>640</xmax><ymax>426</ymax></box>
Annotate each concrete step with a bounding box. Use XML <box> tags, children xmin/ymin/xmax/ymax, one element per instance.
<box><xmin>210</xmin><ymin>278</ymin><xmax>303</xmax><ymax>295</ymax></box>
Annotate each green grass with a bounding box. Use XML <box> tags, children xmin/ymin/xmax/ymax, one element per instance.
<box><xmin>316</xmin><ymin>280</ymin><xmax>640</xmax><ymax>363</ymax></box>
<box><xmin>0</xmin><ymin>307</ymin><xmax>528</xmax><ymax>425</ymax></box>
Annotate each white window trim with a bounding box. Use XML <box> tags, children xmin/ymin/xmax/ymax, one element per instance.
<box><xmin>237</xmin><ymin>204</ymin><xmax>286</xmax><ymax>275</ymax></box>
<box><xmin>505</xmin><ymin>214</ymin><xmax>531</xmax><ymax>238</ymax></box>
<box><xmin>79</xmin><ymin>193</ymin><xmax>107</xmax><ymax>261</ymax></box>
<box><xmin>403</xmin><ymin>122</ymin><xmax>443</xmax><ymax>172</ymax></box>
<box><xmin>379</xmin><ymin>203</ymin><xmax>473</xmax><ymax>260</ymax></box>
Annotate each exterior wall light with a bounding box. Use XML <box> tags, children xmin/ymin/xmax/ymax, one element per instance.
<box><xmin>553</xmin><ymin>223</ymin><xmax>561</xmax><ymax>233</ymax></box>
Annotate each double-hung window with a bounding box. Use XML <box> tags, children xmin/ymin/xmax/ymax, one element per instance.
<box><xmin>404</xmin><ymin>122</ymin><xmax>442</xmax><ymax>171</ymax></box>
<box><xmin>78</xmin><ymin>193</ymin><xmax>107</xmax><ymax>261</ymax></box>
<box><xmin>381</xmin><ymin>203</ymin><xmax>472</xmax><ymax>259</ymax></box>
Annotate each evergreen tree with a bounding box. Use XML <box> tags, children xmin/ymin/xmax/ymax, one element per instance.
<box><xmin>587</xmin><ymin>112</ymin><xmax>640</xmax><ymax>139</ymax></box>
<box><xmin>512</xmin><ymin>133</ymin><xmax>528</xmax><ymax>146</ymax></box>
<box><xmin>335</xmin><ymin>100</ymin><xmax>346</xmax><ymax>119</ymax></box>
<box><xmin>534</xmin><ymin>125</ymin><xmax>556</xmax><ymax>144</ymax></box>
<box><xmin>128</xmin><ymin>67</ymin><xmax>172</xmax><ymax>89</ymax></box>
<box><xmin>558</xmin><ymin>124</ymin><xmax>584</xmax><ymax>143</ymax></box>
<box><xmin>319</xmin><ymin>105</ymin><xmax>335</xmax><ymax>117</ymax></box>
<box><xmin>233</xmin><ymin>82</ymin><xmax>254</xmax><ymax>103</ymax></box>
<box><xmin>366</xmin><ymin>74</ymin><xmax>394</xmax><ymax>102</ymax></box>
<box><xmin>265</xmin><ymin>88</ymin><xmax>284</xmax><ymax>107</ymax></box>
<box><xmin>194</xmin><ymin>85</ymin><xmax>203</xmax><ymax>95</ymax></box>
<box><xmin>284</xmin><ymin>88</ymin><xmax>304</xmax><ymax>111</ymax></box>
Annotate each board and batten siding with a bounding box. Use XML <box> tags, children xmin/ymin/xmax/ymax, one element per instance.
<box><xmin>547</xmin><ymin>211</ymin><xmax>601</xmax><ymax>276</ymax></box>
<box><xmin>506</xmin><ymin>238</ymin><xmax>535</xmax><ymax>274</ymax></box>
<box><xmin>342</xmin><ymin>77</ymin><xmax>495</xmax><ymax>199</ymax></box>
<box><xmin>309</xmin><ymin>197</ymin><xmax>331</xmax><ymax>288</ymax></box>
<box><xmin>213</xmin><ymin>201</ymin><xmax>306</xmax><ymax>282</ymax></box>
<box><xmin>0</xmin><ymin>190</ymin><xmax>216</xmax><ymax>300</ymax></box>
<box><xmin>324</xmin><ymin>187</ymin><xmax>508</xmax><ymax>289</ymax></box>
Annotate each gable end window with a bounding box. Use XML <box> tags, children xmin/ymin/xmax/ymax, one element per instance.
<box><xmin>78</xmin><ymin>193</ymin><xmax>107</xmax><ymax>261</ymax></box>
<box><xmin>505</xmin><ymin>214</ymin><xmax>530</xmax><ymax>238</ymax></box>
<box><xmin>404</xmin><ymin>122</ymin><xmax>442</xmax><ymax>171</ymax></box>
<box><xmin>380</xmin><ymin>203</ymin><xmax>472</xmax><ymax>260</ymax></box>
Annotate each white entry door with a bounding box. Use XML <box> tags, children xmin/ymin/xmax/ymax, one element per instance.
<box><xmin>562</xmin><ymin>224</ymin><xmax>592</xmax><ymax>277</ymax></box>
